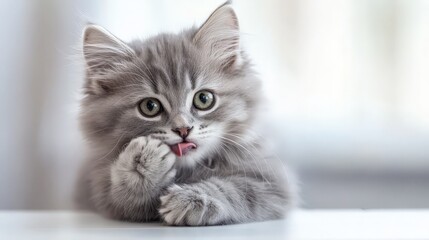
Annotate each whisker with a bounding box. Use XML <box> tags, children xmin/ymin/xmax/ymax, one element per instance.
<box><xmin>94</xmin><ymin>132</ymin><xmax>126</xmax><ymax>162</ymax></box>
<box><xmin>215</xmin><ymin>134</ymin><xmax>271</xmax><ymax>187</ymax></box>
<box><xmin>222</xmin><ymin>132</ymin><xmax>280</xmax><ymax>183</ymax></box>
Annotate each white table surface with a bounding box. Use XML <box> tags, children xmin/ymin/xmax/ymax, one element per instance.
<box><xmin>0</xmin><ymin>209</ymin><xmax>428</xmax><ymax>240</ymax></box>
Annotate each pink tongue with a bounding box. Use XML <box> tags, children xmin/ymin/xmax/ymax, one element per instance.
<box><xmin>170</xmin><ymin>142</ymin><xmax>197</xmax><ymax>157</ymax></box>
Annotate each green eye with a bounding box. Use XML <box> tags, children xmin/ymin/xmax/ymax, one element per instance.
<box><xmin>138</xmin><ymin>98</ymin><xmax>163</xmax><ymax>117</ymax></box>
<box><xmin>193</xmin><ymin>90</ymin><xmax>215</xmax><ymax>110</ymax></box>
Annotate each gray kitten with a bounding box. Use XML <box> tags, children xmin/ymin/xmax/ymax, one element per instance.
<box><xmin>77</xmin><ymin>2</ymin><xmax>294</xmax><ymax>225</ymax></box>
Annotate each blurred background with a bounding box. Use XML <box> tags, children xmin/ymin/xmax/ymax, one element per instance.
<box><xmin>0</xmin><ymin>0</ymin><xmax>428</xmax><ymax>210</ymax></box>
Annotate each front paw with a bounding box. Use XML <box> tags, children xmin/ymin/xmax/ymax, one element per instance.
<box><xmin>159</xmin><ymin>184</ymin><xmax>226</xmax><ymax>226</ymax></box>
<box><xmin>113</xmin><ymin>136</ymin><xmax>176</xmax><ymax>185</ymax></box>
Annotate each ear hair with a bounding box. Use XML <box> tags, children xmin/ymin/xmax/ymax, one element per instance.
<box><xmin>193</xmin><ymin>1</ymin><xmax>242</xmax><ymax>71</ymax></box>
<box><xmin>82</xmin><ymin>24</ymin><xmax>136</xmax><ymax>95</ymax></box>
<box><xmin>83</xmin><ymin>24</ymin><xmax>135</xmax><ymax>70</ymax></box>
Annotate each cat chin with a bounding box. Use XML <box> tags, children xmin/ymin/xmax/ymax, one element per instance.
<box><xmin>174</xmin><ymin>150</ymin><xmax>206</xmax><ymax>168</ymax></box>
<box><xmin>175</xmin><ymin>156</ymin><xmax>197</xmax><ymax>168</ymax></box>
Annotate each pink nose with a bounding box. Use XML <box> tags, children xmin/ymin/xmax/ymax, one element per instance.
<box><xmin>172</xmin><ymin>127</ymin><xmax>193</xmax><ymax>139</ymax></box>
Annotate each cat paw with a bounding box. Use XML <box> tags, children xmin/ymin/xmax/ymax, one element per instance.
<box><xmin>159</xmin><ymin>184</ymin><xmax>225</xmax><ymax>226</ymax></box>
<box><xmin>113</xmin><ymin>136</ymin><xmax>176</xmax><ymax>184</ymax></box>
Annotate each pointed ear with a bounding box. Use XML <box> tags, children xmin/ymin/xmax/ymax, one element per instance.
<box><xmin>82</xmin><ymin>24</ymin><xmax>135</xmax><ymax>72</ymax></box>
<box><xmin>82</xmin><ymin>25</ymin><xmax>136</xmax><ymax>95</ymax></box>
<box><xmin>193</xmin><ymin>2</ymin><xmax>241</xmax><ymax>71</ymax></box>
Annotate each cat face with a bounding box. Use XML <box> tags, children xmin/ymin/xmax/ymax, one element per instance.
<box><xmin>80</xmin><ymin>4</ymin><xmax>261</xmax><ymax>167</ymax></box>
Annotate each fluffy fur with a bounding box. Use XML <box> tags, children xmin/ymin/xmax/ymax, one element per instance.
<box><xmin>76</xmin><ymin>2</ymin><xmax>294</xmax><ymax>225</ymax></box>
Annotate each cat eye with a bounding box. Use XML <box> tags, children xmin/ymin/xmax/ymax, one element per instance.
<box><xmin>193</xmin><ymin>90</ymin><xmax>215</xmax><ymax>110</ymax></box>
<box><xmin>138</xmin><ymin>98</ymin><xmax>163</xmax><ymax>117</ymax></box>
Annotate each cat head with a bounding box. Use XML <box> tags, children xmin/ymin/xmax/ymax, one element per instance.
<box><xmin>80</xmin><ymin>2</ymin><xmax>262</xmax><ymax>167</ymax></box>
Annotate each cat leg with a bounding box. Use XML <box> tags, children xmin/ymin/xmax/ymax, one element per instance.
<box><xmin>159</xmin><ymin>176</ymin><xmax>290</xmax><ymax>225</ymax></box>
<box><xmin>98</xmin><ymin>136</ymin><xmax>176</xmax><ymax>221</ymax></box>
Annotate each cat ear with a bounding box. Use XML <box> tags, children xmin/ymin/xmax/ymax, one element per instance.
<box><xmin>193</xmin><ymin>1</ymin><xmax>241</xmax><ymax>71</ymax></box>
<box><xmin>82</xmin><ymin>24</ymin><xmax>135</xmax><ymax>72</ymax></box>
<box><xmin>82</xmin><ymin>24</ymin><xmax>135</xmax><ymax>95</ymax></box>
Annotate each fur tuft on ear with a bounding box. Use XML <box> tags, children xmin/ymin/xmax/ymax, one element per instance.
<box><xmin>82</xmin><ymin>24</ymin><xmax>135</xmax><ymax>95</ymax></box>
<box><xmin>193</xmin><ymin>1</ymin><xmax>241</xmax><ymax>71</ymax></box>
<box><xmin>83</xmin><ymin>24</ymin><xmax>135</xmax><ymax>70</ymax></box>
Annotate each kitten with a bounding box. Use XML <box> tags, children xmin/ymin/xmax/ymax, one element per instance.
<box><xmin>77</xmin><ymin>2</ymin><xmax>294</xmax><ymax>225</ymax></box>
